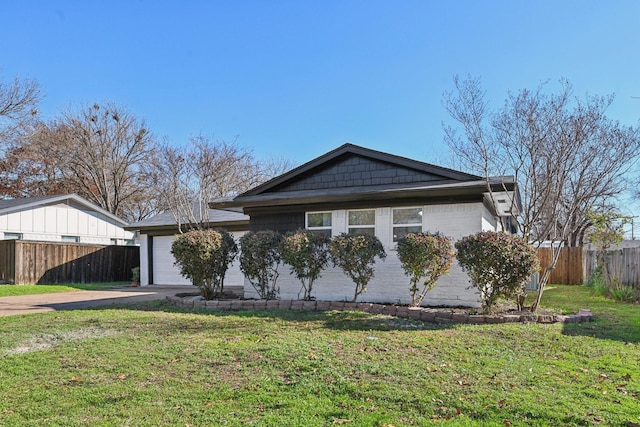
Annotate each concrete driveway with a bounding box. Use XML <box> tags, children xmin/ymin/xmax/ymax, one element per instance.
<box><xmin>0</xmin><ymin>285</ymin><xmax>197</xmax><ymax>317</ymax></box>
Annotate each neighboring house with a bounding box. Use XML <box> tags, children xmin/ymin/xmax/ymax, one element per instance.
<box><xmin>128</xmin><ymin>144</ymin><xmax>518</xmax><ymax>307</ymax></box>
<box><xmin>125</xmin><ymin>209</ymin><xmax>249</xmax><ymax>287</ymax></box>
<box><xmin>209</xmin><ymin>143</ymin><xmax>519</xmax><ymax>307</ymax></box>
<box><xmin>0</xmin><ymin>194</ymin><xmax>135</xmax><ymax>245</ymax></box>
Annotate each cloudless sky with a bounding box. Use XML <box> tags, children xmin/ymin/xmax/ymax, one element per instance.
<box><xmin>2</xmin><ymin>0</ymin><xmax>640</xmax><ymax>230</ymax></box>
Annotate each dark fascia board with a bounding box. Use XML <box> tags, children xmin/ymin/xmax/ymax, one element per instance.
<box><xmin>0</xmin><ymin>193</ymin><xmax>129</xmax><ymax>227</ymax></box>
<box><xmin>211</xmin><ymin>178</ymin><xmax>516</xmax><ymax>211</ymax></box>
<box><xmin>238</xmin><ymin>143</ymin><xmax>482</xmax><ymax>197</ymax></box>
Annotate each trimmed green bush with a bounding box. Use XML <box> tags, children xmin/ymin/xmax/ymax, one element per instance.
<box><xmin>171</xmin><ymin>228</ymin><xmax>238</xmax><ymax>300</ymax></box>
<box><xmin>280</xmin><ymin>230</ymin><xmax>331</xmax><ymax>300</ymax></box>
<box><xmin>329</xmin><ymin>233</ymin><xmax>386</xmax><ymax>303</ymax></box>
<box><xmin>455</xmin><ymin>231</ymin><xmax>539</xmax><ymax>312</ymax></box>
<box><xmin>397</xmin><ymin>232</ymin><xmax>455</xmax><ymax>306</ymax></box>
<box><xmin>239</xmin><ymin>231</ymin><xmax>282</xmax><ymax>300</ymax></box>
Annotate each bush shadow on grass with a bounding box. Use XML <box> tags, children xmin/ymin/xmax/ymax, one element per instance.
<box><xmin>93</xmin><ymin>300</ymin><xmax>456</xmax><ymax>333</ymax></box>
<box><xmin>560</xmin><ymin>315</ymin><xmax>640</xmax><ymax>344</ymax></box>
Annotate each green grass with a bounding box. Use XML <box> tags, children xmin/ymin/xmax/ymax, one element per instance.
<box><xmin>0</xmin><ymin>282</ymin><xmax>126</xmax><ymax>297</ymax></box>
<box><xmin>0</xmin><ymin>285</ymin><xmax>638</xmax><ymax>426</ymax></box>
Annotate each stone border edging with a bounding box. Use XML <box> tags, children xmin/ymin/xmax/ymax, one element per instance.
<box><xmin>165</xmin><ymin>295</ymin><xmax>593</xmax><ymax>325</ymax></box>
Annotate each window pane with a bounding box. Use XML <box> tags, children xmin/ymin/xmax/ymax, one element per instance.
<box><xmin>393</xmin><ymin>226</ymin><xmax>423</xmax><ymax>242</ymax></box>
<box><xmin>4</xmin><ymin>232</ymin><xmax>22</xmax><ymax>240</ymax></box>
<box><xmin>348</xmin><ymin>227</ymin><xmax>375</xmax><ymax>237</ymax></box>
<box><xmin>348</xmin><ymin>210</ymin><xmax>375</xmax><ymax>226</ymax></box>
<box><xmin>393</xmin><ymin>208</ymin><xmax>422</xmax><ymax>225</ymax></box>
<box><xmin>311</xmin><ymin>229</ymin><xmax>332</xmax><ymax>238</ymax></box>
<box><xmin>307</xmin><ymin>212</ymin><xmax>332</xmax><ymax>228</ymax></box>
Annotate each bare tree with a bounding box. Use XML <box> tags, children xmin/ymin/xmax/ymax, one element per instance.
<box><xmin>0</xmin><ymin>132</ymin><xmax>64</xmax><ymax>198</ymax></box>
<box><xmin>0</xmin><ymin>73</ymin><xmax>41</xmax><ymax>142</ymax></box>
<box><xmin>151</xmin><ymin>135</ymin><xmax>292</xmax><ymax>232</ymax></box>
<box><xmin>443</xmin><ymin>76</ymin><xmax>640</xmax><ymax>311</ymax></box>
<box><xmin>0</xmin><ymin>73</ymin><xmax>42</xmax><ymax>192</ymax></box>
<box><xmin>22</xmin><ymin>103</ymin><xmax>159</xmax><ymax>221</ymax></box>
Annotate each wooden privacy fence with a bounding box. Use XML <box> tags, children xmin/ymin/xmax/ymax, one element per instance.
<box><xmin>0</xmin><ymin>240</ymin><xmax>139</xmax><ymax>284</ymax></box>
<box><xmin>536</xmin><ymin>247</ymin><xmax>584</xmax><ymax>285</ymax></box>
<box><xmin>584</xmin><ymin>248</ymin><xmax>640</xmax><ymax>289</ymax></box>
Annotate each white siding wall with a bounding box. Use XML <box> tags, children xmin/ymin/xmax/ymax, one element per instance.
<box><xmin>145</xmin><ymin>231</ymin><xmax>246</xmax><ymax>287</ymax></box>
<box><xmin>0</xmin><ymin>203</ymin><xmax>133</xmax><ymax>244</ymax></box>
<box><xmin>244</xmin><ymin>202</ymin><xmax>499</xmax><ymax>307</ymax></box>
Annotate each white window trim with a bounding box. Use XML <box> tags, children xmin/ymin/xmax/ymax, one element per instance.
<box><xmin>392</xmin><ymin>207</ymin><xmax>424</xmax><ymax>243</ymax></box>
<box><xmin>347</xmin><ymin>208</ymin><xmax>376</xmax><ymax>235</ymax></box>
<box><xmin>306</xmin><ymin>211</ymin><xmax>333</xmax><ymax>234</ymax></box>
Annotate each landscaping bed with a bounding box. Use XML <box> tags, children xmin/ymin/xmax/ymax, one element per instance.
<box><xmin>166</xmin><ymin>294</ymin><xmax>594</xmax><ymax>325</ymax></box>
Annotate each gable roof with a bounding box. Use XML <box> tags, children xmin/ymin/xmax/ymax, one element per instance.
<box><xmin>0</xmin><ymin>194</ymin><xmax>129</xmax><ymax>226</ymax></box>
<box><xmin>210</xmin><ymin>143</ymin><xmax>517</xmax><ymax>212</ymax></box>
<box><xmin>240</xmin><ymin>143</ymin><xmax>481</xmax><ymax>197</ymax></box>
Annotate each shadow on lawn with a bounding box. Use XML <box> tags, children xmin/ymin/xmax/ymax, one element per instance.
<box><xmin>561</xmin><ymin>314</ymin><xmax>640</xmax><ymax>344</ymax></box>
<box><xmin>539</xmin><ymin>286</ymin><xmax>640</xmax><ymax>344</ymax></box>
<box><xmin>100</xmin><ymin>300</ymin><xmax>456</xmax><ymax>332</ymax></box>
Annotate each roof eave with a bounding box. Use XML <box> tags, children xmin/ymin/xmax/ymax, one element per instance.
<box><xmin>211</xmin><ymin>179</ymin><xmax>512</xmax><ymax>210</ymax></box>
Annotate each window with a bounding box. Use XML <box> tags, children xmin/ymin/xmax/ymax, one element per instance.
<box><xmin>306</xmin><ymin>212</ymin><xmax>332</xmax><ymax>236</ymax></box>
<box><xmin>392</xmin><ymin>207</ymin><xmax>423</xmax><ymax>242</ymax></box>
<box><xmin>3</xmin><ymin>232</ymin><xmax>22</xmax><ymax>240</ymax></box>
<box><xmin>110</xmin><ymin>238</ymin><xmax>119</xmax><ymax>245</ymax></box>
<box><xmin>348</xmin><ymin>209</ymin><xmax>375</xmax><ymax>236</ymax></box>
<box><xmin>61</xmin><ymin>235</ymin><xmax>80</xmax><ymax>243</ymax></box>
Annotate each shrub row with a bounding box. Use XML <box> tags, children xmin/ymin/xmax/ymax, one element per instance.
<box><xmin>171</xmin><ymin>229</ymin><xmax>539</xmax><ymax>312</ymax></box>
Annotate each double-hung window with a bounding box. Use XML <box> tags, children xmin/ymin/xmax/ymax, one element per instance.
<box><xmin>392</xmin><ymin>207</ymin><xmax>423</xmax><ymax>242</ymax></box>
<box><xmin>348</xmin><ymin>209</ymin><xmax>375</xmax><ymax>236</ymax></box>
<box><xmin>306</xmin><ymin>212</ymin><xmax>332</xmax><ymax>237</ymax></box>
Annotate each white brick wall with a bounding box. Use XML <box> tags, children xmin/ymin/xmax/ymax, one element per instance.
<box><xmin>244</xmin><ymin>202</ymin><xmax>499</xmax><ymax>308</ymax></box>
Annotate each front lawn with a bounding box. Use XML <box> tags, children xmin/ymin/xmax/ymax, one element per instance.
<box><xmin>0</xmin><ymin>283</ymin><xmax>126</xmax><ymax>297</ymax></box>
<box><xmin>0</xmin><ymin>285</ymin><xmax>638</xmax><ymax>426</ymax></box>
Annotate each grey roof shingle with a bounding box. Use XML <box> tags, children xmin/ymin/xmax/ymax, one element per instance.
<box><xmin>126</xmin><ymin>209</ymin><xmax>249</xmax><ymax>230</ymax></box>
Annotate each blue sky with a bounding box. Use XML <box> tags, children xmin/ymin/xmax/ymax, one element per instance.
<box><xmin>2</xmin><ymin>1</ymin><xmax>640</xmax><ymax>229</ymax></box>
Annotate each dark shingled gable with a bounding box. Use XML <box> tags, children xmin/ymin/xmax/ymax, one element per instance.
<box><xmin>267</xmin><ymin>153</ymin><xmax>447</xmax><ymax>193</ymax></box>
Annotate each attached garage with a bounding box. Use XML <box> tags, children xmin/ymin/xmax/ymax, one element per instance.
<box><xmin>126</xmin><ymin>210</ymin><xmax>250</xmax><ymax>288</ymax></box>
<box><xmin>151</xmin><ymin>235</ymin><xmax>190</xmax><ymax>285</ymax></box>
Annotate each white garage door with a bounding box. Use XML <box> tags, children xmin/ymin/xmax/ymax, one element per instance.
<box><xmin>152</xmin><ymin>235</ymin><xmax>191</xmax><ymax>285</ymax></box>
<box><xmin>152</xmin><ymin>233</ymin><xmax>246</xmax><ymax>287</ymax></box>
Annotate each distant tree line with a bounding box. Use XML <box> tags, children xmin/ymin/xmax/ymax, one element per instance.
<box><xmin>0</xmin><ymin>72</ymin><xmax>291</xmax><ymax>222</ymax></box>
